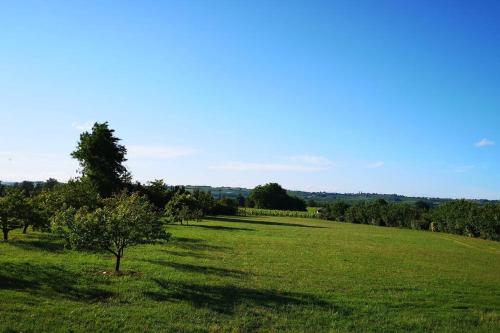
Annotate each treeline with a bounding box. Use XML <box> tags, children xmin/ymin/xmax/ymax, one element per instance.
<box><xmin>0</xmin><ymin>122</ymin><xmax>239</xmax><ymax>272</ymax></box>
<box><xmin>185</xmin><ymin>183</ymin><xmax>307</xmax><ymax>211</ymax></box>
<box><xmin>184</xmin><ymin>185</ymin><xmax>493</xmax><ymax>207</ymax></box>
<box><xmin>319</xmin><ymin>199</ymin><xmax>500</xmax><ymax>241</ymax></box>
<box><xmin>0</xmin><ymin>179</ymin><xmax>239</xmax><ymax>234</ymax></box>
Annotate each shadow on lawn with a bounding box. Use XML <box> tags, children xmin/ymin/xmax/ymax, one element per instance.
<box><xmin>9</xmin><ymin>233</ymin><xmax>65</xmax><ymax>253</ymax></box>
<box><xmin>0</xmin><ymin>262</ymin><xmax>114</xmax><ymax>303</ymax></box>
<box><xmin>189</xmin><ymin>224</ymin><xmax>255</xmax><ymax>232</ymax></box>
<box><xmin>161</xmin><ymin>250</ymin><xmax>213</xmax><ymax>259</ymax></box>
<box><xmin>169</xmin><ymin>237</ymin><xmax>231</xmax><ymax>252</ymax></box>
<box><xmin>205</xmin><ymin>216</ymin><xmax>326</xmax><ymax>229</ymax></box>
<box><xmin>143</xmin><ymin>259</ymin><xmax>249</xmax><ymax>278</ymax></box>
<box><xmin>145</xmin><ymin>279</ymin><xmax>349</xmax><ymax>315</ymax></box>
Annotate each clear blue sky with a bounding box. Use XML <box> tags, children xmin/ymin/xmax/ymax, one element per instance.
<box><xmin>1</xmin><ymin>1</ymin><xmax>499</xmax><ymax>199</ymax></box>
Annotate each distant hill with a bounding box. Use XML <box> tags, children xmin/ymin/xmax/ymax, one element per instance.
<box><xmin>184</xmin><ymin>185</ymin><xmax>497</xmax><ymax>206</ymax></box>
<box><xmin>2</xmin><ymin>181</ymin><xmax>496</xmax><ymax>205</ymax></box>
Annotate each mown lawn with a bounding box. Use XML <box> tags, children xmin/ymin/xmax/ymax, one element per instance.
<box><xmin>1</xmin><ymin>216</ymin><xmax>499</xmax><ymax>332</ymax></box>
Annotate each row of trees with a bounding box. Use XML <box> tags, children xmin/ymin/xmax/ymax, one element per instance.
<box><xmin>0</xmin><ymin>188</ymin><xmax>51</xmax><ymax>241</ymax></box>
<box><xmin>319</xmin><ymin>199</ymin><xmax>500</xmax><ymax>241</ymax></box>
<box><xmin>1</xmin><ymin>122</ymin><xmax>239</xmax><ymax>271</ymax></box>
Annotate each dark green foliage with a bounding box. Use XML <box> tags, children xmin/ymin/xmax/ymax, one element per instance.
<box><xmin>71</xmin><ymin>122</ymin><xmax>130</xmax><ymax>197</ymax></box>
<box><xmin>192</xmin><ymin>189</ymin><xmax>216</xmax><ymax>215</ymax></box>
<box><xmin>429</xmin><ymin>200</ymin><xmax>500</xmax><ymax>240</ymax></box>
<box><xmin>43</xmin><ymin>178</ymin><xmax>60</xmax><ymax>190</ymax></box>
<box><xmin>246</xmin><ymin>197</ymin><xmax>255</xmax><ymax>208</ymax></box>
<box><xmin>248</xmin><ymin>183</ymin><xmax>306</xmax><ymax>211</ymax></box>
<box><xmin>0</xmin><ymin>189</ymin><xmax>30</xmax><ymax>241</ymax></box>
<box><xmin>415</xmin><ymin>200</ymin><xmax>432</xmax><ymax>211</ymax></box>
<box><xmin>19</xmin><ymin>181</ymin><xmax>36</xmax><ymax>197</ymax></box>
<box><xmin>319</xmin><ymin>202</ymin><xmax>350</xmax><ymax>221</ymax></box>
<box><xmin>236</xmin><ymin>194</ymin><xmax>246</xmax><ymax>207</ymax></box>
<box><xmin>381</xmin><ymin>203</ymin><xmax>420</xmax><ymax>228</ymax></box>
<box><xmin>132</xmin><ymin>180</ymin><xmax>184</xmax><ymax>211</ymax></box>
<box><xmin>307</xmin><ymin>199</ymin><xmax>318</xmax><ymax>207</ymax></box>
<box><xmin>23</xmin><ymin>196</ymin><xmax>52</xmax><ymax>234</ymax></box>
<box><xmin>212</xmin><ymin>198</ymin><xmax>238</xmax><ymax>215</ymax></box>
<box><xmin>320</xmin><ymin>199</ymin><xmax>500</xmax><ymax>241</ymax></box>
<box><xmin>344</xmin><ymin>201</ymin><xmax>428</xmax><ymax>228</ymax></box>
<box><xmin>478</xmin><ymin>203</ymin><xmax>500</xmax><ymax>241</ymax></box>
<box><xmin>430</xmin><ymin>200</ymin><xmax>480</xmax><ymax>236</ymax></box>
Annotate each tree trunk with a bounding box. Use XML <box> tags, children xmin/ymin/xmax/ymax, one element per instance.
<box><xmin>3</xmin><ymin>229</ymin><xmax>8</xmax><ymax>241</ymax></box>
<box><xmin>23</xmin><ymin>225</ymin><xmax>28</xmax><ymax>234</ymax></box>
<box><xmin>115</xmin><ymin>254</ymin><xmax>121</xmax><ymax>272</ymax></box>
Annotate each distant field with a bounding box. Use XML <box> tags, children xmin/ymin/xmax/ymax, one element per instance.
<box><xmin>1</xmin><ymin>216</ymin><xmax>499</xmax><ymax>332</ymax></box>
<box><xmin>238</xmin><ymin>207</ymin><xmax>320</xmax><ymax>218</ymax></box>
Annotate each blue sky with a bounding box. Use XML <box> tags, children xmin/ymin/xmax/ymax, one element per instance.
<box><xmin>0</xmin><ymin>1</ymin><xmax>499</xmax><ymax>199</ymax></box>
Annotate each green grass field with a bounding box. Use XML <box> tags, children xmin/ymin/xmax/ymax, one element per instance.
<box><xmin>1</xmin><ymin>216</ymin><xmax>499</xmax><ymax>332</ymax></box>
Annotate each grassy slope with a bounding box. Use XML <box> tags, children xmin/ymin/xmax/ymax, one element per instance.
<box><xmin>1</xmin><ymin>216</ymin><xmax>499</xmax><ymax>333</ymax></box>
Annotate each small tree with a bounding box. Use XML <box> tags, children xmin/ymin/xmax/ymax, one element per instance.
<box><xmin>53</xmin><ymin>192</ymin><xmax>169</xmax><ymax>272</ymax></box>
<box><xmin>0</xmin><ymin>189</ymin><xmax>29</xmax><ymax>241</ymax></box>
<box><xmin>22</xmin><ymin>195</ymin><xmax>52</xmax><ymax>234</ymax></box>
<box><xmin>165</xmin><ymin>192</ymin><xmax>202</xmax><ymax>225</ymax></box>
<box><xmin>192</xmin><ymin>189</ymin><xmax>216</xmax><ymax>215</ymax></box>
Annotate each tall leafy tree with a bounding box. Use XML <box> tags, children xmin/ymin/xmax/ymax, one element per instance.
<box><xmin>71</xmin><ymin>122</ymin><xmax>130</xmax><ymax>197</ymax></box>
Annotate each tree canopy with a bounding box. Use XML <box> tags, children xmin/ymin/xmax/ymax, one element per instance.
<box><xmin>248</xmin><ymin>183</ymin><xmax>306</xmax><ymax>211</ymax></box>
<box><xmin>53</xmin><ymin>191</ymin><xmax>169</xmax><ymax>272</ymax></box>
<box><xmin>71</xmin><ymin>122</ymin><xmax>130</xmax><ymax>197</ymax></box>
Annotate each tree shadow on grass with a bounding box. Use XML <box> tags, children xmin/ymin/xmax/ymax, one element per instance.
<box><xmin>144</xmin><ymin>279</ymin><xmax>350</xmax><ymax>316</ymax></box>
<box><xmin>0</xmin><ymin>262</ymin><xmax>114</xmax><ymax>303</ymax></box>
<box><xmin>143</xmin><ymin>259</ymin><xmax>250</xmax><ymax>278</ymax></box>
<box><xmin>205</xmin><ymin>216</ymin><xmax>326</xmax><ymax>229</ymax></box>
<box><xmin>169</xmin><ymin>237</ymin><xmax>231</xmax><ymax>252</ymax></box>
<box><xmin>161</xmin><ymin>250</ymin><xmax>213</xmax><ymax>259</ymax></box>
<box><xmin>189</xmin><ymin>224</ymin><xmax>255</xmax><ymax>232</ymax></box>
<box><xmin>9</xmin><ymin>233</ymin><xmax>65</xmax><ymax>253</ymax></box>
